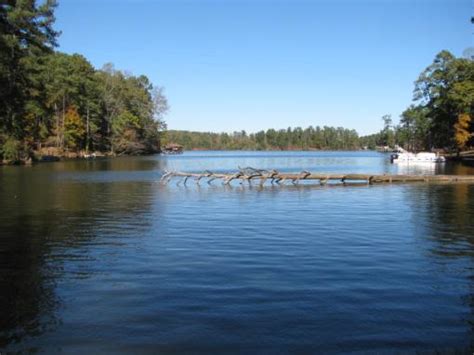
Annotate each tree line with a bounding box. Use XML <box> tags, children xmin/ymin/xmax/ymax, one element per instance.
<box><xmin>1</xmin><ymin>1</ymin><xmax>167</xmax><ymax>163</ymax></box>
<box><xmin>168</xmin><ymin>50</ymin><xmax>473</xmax><ymax>152</ymax></box>
<box><xmin>165</xmin><ymin>126</ymin><xmax>360</xmax><ymax>150</ymax></box>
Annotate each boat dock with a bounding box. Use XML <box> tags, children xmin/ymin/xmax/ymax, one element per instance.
<box><xmin>160</xmin><ymin>167</ymin><xmax>474</xmax><ymax>186</ymax></box>
<box><xmin>444</xmin><ymin>150</ymin><xmax>474</xmax><ymax>162</ymax></box>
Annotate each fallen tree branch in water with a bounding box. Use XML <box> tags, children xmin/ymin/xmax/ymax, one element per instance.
<box><xmin>159</xmin><ymin>168</ymin><xmax>474</xmax><ymax>186</ymax></box>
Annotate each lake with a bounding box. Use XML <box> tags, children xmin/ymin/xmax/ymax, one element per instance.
<box><xmin>1</xmin><ymin>151</ymin><xmax>474</xmax><ymax>353</ymax></box>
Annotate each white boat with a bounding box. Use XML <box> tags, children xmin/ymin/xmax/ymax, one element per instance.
<box><xmin>390</xmin><ymin>147</ymin><xmax>446</xmax><ymax>164</ymax></box>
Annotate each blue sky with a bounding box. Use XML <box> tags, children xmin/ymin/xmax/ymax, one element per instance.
<box><xmin>56</xmin><ymin>0</ymin><xmax>472</xmax><ymax>135</ymax></box>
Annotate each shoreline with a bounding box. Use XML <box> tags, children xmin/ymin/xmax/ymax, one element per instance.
<box><xmin>0</xmin><ymin>149</ymin><xmax>160</xmax><ymax>166</ymax></box>
<box><xmin>2</xmin><ymin>148</ymin><xmax>473</xmax><ymax>166</ymax></box>
<box><xmin>184</xmin><ymin>147</ymin><xmax>366</xmax><ymax>152</ymax></box>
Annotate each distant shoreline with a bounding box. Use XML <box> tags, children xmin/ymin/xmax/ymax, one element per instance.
<box><xmin>185</xmin><ymin>147</ymin><xmax>366</xmax><ymax>152</ymax></box>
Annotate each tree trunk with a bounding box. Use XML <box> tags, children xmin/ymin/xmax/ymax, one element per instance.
<box><xmin>55</xmin><ymin>102</ymin><xmax>59</xmax><ymax>148</ymax></box>
<box><xmin>86</xmin><ymin>105</ymin><xmax>90</xmax><ymax>153</ymax></box>
<box><xmin>61</xmin><ymin>94</ymin><xmax>65</xmax><ymax>149</ymax></box>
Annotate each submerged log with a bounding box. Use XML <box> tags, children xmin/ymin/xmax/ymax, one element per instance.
<box><xmin>159</xmin><ymin>168</ymin><xmax>474</xmax><ymax>186</ymax></box>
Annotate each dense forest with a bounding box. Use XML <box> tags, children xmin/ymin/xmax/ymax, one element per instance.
<box><xmin>0</xmin><ymin>0</ymin><xmax>168</xmax><ymax>163</ymax></box>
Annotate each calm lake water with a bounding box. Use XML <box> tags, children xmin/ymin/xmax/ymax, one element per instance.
<box><xmin>1</xmin><ymin>151</ymin><xmax>474</xmax><ymax>353</ymax></box>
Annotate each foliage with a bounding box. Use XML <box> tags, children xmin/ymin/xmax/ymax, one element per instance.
<box><xmin>413</xmin><ymin>50</ymin><xmax>474</xmax><ymax>149</ymax></box>
<box><xmin>63</xmin><ymin>106</ymin><xmax>85</xmax><ymax>149</ymax></box>
<box><xmin>0</xmin><ymin>136</ymin><xmax>21</xmax><ymax>162</ymax></box>
<box><xmin>0</xmin><ymin>2</ymin><xmax>167</xmax><ymax>159</ymax></box>
<box><xmin>397</xmin><ymin>105</ymin><xmax>431</xmax><ymax>151</ymax></box>
<box><xmin>361</xmin><ymin>51</ymin><xmax>474</xmax><ymax>152</ymax></box>
<box><xmin>166</xmin><ymin>126</ymin><xmax>360</xmax><ymax>151</ymax></box>
<box><xmin>454</xmin><ymin>113</ymin><xmax>473</xmax><ymax>149</ymax></box>
<box><xmin>380</xmin><ymin>115</ymin><xmax>395</xmax><ymax>147</ymax></box>
<box><xmin>0</xmin><ymin>0</ymin><xmax>59</xmax><ymax>137</ymax></box>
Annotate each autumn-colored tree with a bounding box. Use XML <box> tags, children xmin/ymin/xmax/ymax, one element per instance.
<box><xmin>64</xmin><ymin>106</ymin><xmax>85</xmax><ymax>149</ymax></box>
<box><xmin>454</xmin><ymin>113</ymin><xmax>473</xmax><ymax>150</ymax></box>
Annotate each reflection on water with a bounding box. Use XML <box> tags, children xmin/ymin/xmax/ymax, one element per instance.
<box><xmin>394</xmin><ymin>161</ymin><xmax>474</xmax><ymax>176</ymax></box>
<box><xmin>394</xmin><ymin>162</ymin><xmax>439</xmax><ymax>175</ymax></box>
<box><xmin>407</xmin><ymin>183</ymin><xmax>474</xmax><ymax>341</ymax></box>
<box><xmin>0</xmin><ymin>157</ymin><xmax>167</xmax><ymax>351</ymax></box>
<box><xmin>0</xmin><ymin>151</ymin><xmax>474</xmax><ymax>352</ymax></box>
<box><xmin>408</xmin><ymin>184</ymin><xmax>474</xmax><ymax>257</ymax></box>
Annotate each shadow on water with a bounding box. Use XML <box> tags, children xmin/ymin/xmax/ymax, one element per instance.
<box><xmin>0</xmin><ymin>210</ymin><xmax>61</xmax><ymax>349</ymax></box>
<box><xmin>0</xmin><ymin>156</ymin><xmax>167</xmax><ymax>350</ymax></box>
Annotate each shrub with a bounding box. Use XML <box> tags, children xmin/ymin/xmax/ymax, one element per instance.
<box><xmin>1</xmin><ymin>137</ymin><xmax>21</xmax><ymax>162</ymax></box>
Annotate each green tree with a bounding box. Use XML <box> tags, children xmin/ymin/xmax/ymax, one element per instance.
<box><xmin>399</xmin><ymin>105</ymin><xmax>431</xmax><ymax>151</ymax></box>
<box><xmin>0</xmin><ymin>0</ymin><xmax>59</xmax><ymax>138</ymax></box>
<box><xmin>414</xmin><ymin>50</ymin><xmax>474</xmax><ymax>149</ymax></box>
<box><xmin>41</xmin><ymin>52</ymin><xmax>100</xmax><ymax>150</ymax></box>
<box><xmin>380</xmin><ymin>115</ymin><xmax>395</xmax><ymax>147</ymax></box>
